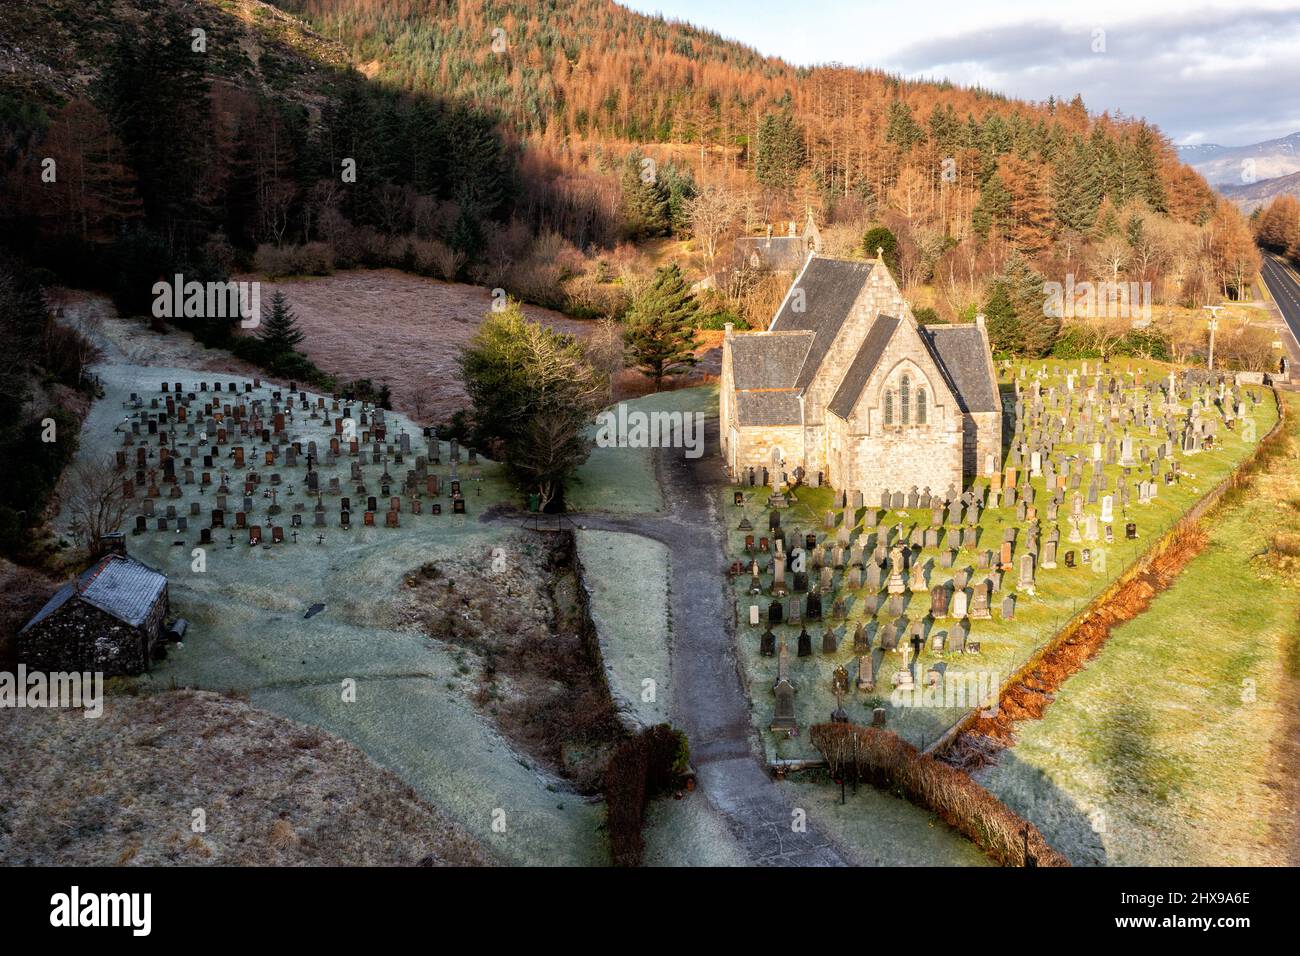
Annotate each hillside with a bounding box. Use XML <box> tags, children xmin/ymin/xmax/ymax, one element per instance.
<box><xmin>274</xmin><ymin>0</ymin><xmax>1218</xmax><ymax>228</ymax></box>
<box><xmin>1179</xmin><ymin>131</ymin><xmax>1300</xmax><ymax>187</ymax></box>
<box><xmin>1221</xmin><ymin>170</ymin><xmax>1300</xmax><ymax>212</ymax></box>
<box><xmin>0</xmin><ymin>0</ymin><xmax>1264</xmax><ymax>361</ymax></box>
<box><xmin>0</xmin><ymin>0</ymin><xmax>350</xmax><ymax>105</ymax></box>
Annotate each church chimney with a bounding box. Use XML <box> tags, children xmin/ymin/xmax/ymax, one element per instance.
<box><xmin>975</xmin><ymin>313</ymin><xmax>986</xmax><ymax>328</ymax></box>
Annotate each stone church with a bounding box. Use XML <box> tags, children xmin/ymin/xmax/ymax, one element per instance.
<box><xmin>720</xmin><ymin>252</ymin><xmax>1001</xmax><ymax>499</ymax></box>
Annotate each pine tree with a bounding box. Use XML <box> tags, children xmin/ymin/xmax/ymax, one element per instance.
<box><xmin>994</xmin><ymin>250</ymin><xmax>1057</xmax><ymax>357</ymax></box>
<box><xmin>863</xmin><ymin>226</ymin><xmax>900</xmax><ymax>275</ymax></box>
<box><xmin>258</xmin><ymin>290</ymin><xmax>305</xmax><ymax>355</ymax></box>
<box><xmin>620</xmin><ymin>150</ymin><xmax>671</xmax><ymax>239</ymax></box>
<box><xmin>1126</xmin><ymin>123</ymin><xmax>1168</xmax><ymax>213</ymax></box>
<box><xmin>1051</xmin><ymin>137</ymin><xmax>1101</xmax><ymax>234</ymax></box>
<box><xmin>885</xmin><ymin>100</ymin><xmax>923</xmax><ymax>151</ymax></box>
<box><xmin>622</xmin><ymin>263</ymin><xmax>699</xmax><ymax>388</ymax></box>
<box><xmin>755</xmin><ymin>109</ymin><xmax>805</xmax><ymax>194</ymax></box>
<box><xmin>982</xmin><ymin>282</ymin><xmax>1020</xmax><ymax>356</ymax></box>
<box><xmin>972</xmin><ymin>172</ymin><xmax>1012</xmax><ymax>240</ymax></box>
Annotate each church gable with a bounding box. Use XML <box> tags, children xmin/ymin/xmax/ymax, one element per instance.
<box><xmin>831</xmin><ymin>316</ymin><xmax>959</xmax><ymax>433</ymax></box>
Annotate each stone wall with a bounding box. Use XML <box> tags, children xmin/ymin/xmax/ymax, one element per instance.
<box><xmin>834</xmin><ymin>319</ymin><xmax>964</xmax><ymax>497</ymax></box>
<box><xmin>963</xmin><ymin>409</ymin><xmax>1003</xmax><ymax>478</ymax></box>
<box><xmin>832</xmin><ymin>413</ymin><xmax>964</xmax><ymax>500</ymax></box>
<box><xmin>800</xmin><ymin>267</ymin><xmax>912</xmax><ymax>428</ymax></box>
<box><xmin>729</xmin><ymin>424</ymin><xmax>806</xmax><ymax>478</ymax></box>
<box><xmin>18</xmin><ymin>601</ymin><xmax>155</xmax><ymax>676</ymax></box>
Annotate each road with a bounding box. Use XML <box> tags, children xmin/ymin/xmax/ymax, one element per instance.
<box><xmin>1259</xmin><ymin>253</ymin><xmax>1300</xmax><ymax>364</ymax></box>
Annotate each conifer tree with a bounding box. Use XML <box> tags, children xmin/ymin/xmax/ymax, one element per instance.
<box><xmin>1051</xmin><ymin>137</ymin><xmax>1102</xmax><ymax>234</ymax></box>
<box><xmin>755</xmin><ymin>109</ymin><xmax>805</xmax><ymax>194</ymax></box>
<box><xmin>620</xmin><ymin>150</ymin><xmax>672</xmax><ymax>239</ymax></box>
<box><xmin>258</xmin><ymin>290</ymin><xmax>305</xmax><ymax>355</ymax></box>
<box><xmin>622</xmin><ymin>263</ymin><xmax>699</xmax><ymax>388</ymax></box>
<box><xmin>972</xmin><ymin>172</ymin><xmax>1012</xmax><ymax>240</ymax></box>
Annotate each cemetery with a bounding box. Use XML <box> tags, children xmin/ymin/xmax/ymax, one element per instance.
<box><xmin>726</xmin><ymin>358</ymin><xmax>1280</xmax><ymax>765</ymax></box>
<box><xmin>61</xmin><ymin>358</ymin><xmax>612</xmax><ymax>866</ymax></box>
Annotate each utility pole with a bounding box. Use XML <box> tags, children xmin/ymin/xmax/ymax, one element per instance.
<box><xmin>1203</xmin><ymin>305</ymin><xmax>1225</xmax><ymax>372</ymax></box>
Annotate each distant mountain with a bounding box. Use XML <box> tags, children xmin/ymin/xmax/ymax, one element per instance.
<box><xmin>1178</xmin><ymin>132</ymin><xmax>1300</xmax><ymax>186</ymax></box>
<box><xmin>1219</xmin><ymin>169</ymin><xmax>1300</xmax><ymax>212</ymax></box>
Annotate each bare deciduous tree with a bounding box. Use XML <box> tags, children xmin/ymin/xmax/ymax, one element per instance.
<box><xmin>687</xmin><ymin>183</ymin><xmax>744</xmax><ymax>276</ymax></box>
<box><xmin>63</xmin><ymin>456</ymin><xmax>129</xmax><ymax>554</ymax></box>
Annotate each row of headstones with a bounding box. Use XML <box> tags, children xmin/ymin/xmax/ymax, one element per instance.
<box><xmin>759</xmin><ymin>606</ymin><xmax>1006</xmax><ymax>659</ymax></box>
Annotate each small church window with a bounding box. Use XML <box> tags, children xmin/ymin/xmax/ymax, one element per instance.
<box><xmin>917</xmin><ymin>388</ymin><xmax>927</xmax><ymax>424</ymax></box>
<box><xmin>883</xmin><ymin>389</ymin><xmax>894</xmax><ymax>425</ymax></box>
<box><xmin>900</xmin><ymin>375</ymin><xmax>911</xmax><ymax>424</ymax></box>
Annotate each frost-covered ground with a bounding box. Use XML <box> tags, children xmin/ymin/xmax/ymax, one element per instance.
<box><xmin>576</xmin><ymin>530</ymin><xmax>672</xmax><ymax>729</ymax></box>
<box><xmin>67</xmin><ymin>359</ymin><xmax>608</xmax><ymax>866</ymax></box>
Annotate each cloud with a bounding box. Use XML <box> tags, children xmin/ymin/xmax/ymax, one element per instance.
<box><xmin>884</xmin><ymin>6</ymin><xmax>1300</xmax><ymax>145</ymax></box>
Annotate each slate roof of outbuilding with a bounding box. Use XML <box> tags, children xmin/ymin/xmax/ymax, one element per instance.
<box><xmin>735</xmin><ymin>390</ymin><xmax>804</xmax><ymax>427</ymax></box>
<box><xmin>21</xmin><ymin>554</ymin><xmax>167</xmax><ymax>633</ymax></box>
<box><xmin>734</xmin><ymin>235</ymin><xmax>810</xmax><ymax>272</ymax></box>
<box><xmin>920</xmin><ymin>325</ymin><xmax>1001</xmax><ymax>414</ymax></box>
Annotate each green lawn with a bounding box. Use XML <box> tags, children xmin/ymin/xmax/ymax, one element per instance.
<box><xmin>729</xmin><ymin>360</ymin><xmax>1279</xmax><ymax>763</ymax></box>
<box><xmin>977</xmin><ymin>391</ymin><xmax>1300</xmax><ymax>866</ymax></box>
<box><xmin>778</xmin><ymin>772</ymin><xmax>994</xmax><ymax>866</ymax></box>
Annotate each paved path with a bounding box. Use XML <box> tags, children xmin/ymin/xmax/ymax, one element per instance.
<box><xmin>550</xmin><ymin>419</ymin><xmax>847</xmax><ymax>866</ymax></box>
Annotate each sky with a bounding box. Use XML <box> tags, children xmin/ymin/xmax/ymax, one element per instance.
<box><xmin>621</xmin><ymin>0</ymin><xmax>1300</xmax><ymax>148</ymax></box>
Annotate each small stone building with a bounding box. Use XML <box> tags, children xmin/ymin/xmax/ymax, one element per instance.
<box><xmin>733</xmin><ymin>209</ymin><xmax>822</xmax><ymax>273</ymax></box>
<box><xmin>18</xmin><ymin>554</ymin><xmax>169</xmax><ymax>676</ymax></box>
<box><xmin>720</xmin><ymin>253</ymin><xmax>1001</xmax><ymax>498</ymax></box>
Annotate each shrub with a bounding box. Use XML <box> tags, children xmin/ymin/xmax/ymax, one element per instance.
<box><xmin>604</xmin><ymin>723</ymin><xmax>690</xmax><ymax>867</ymax></box>
<box><xmin>810</xmin><ymin>723</ymin><xmax>1069</xmax><ymax>867</ymax></box>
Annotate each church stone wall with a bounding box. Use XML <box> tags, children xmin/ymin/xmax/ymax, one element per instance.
<box><xmin>731</xmin><ymin>425</ymin><xmax>806</xmax><ymax>478</ymax></box>
<box><xmin>966</xmin><ymin>409</ymin><xmax>1003</xmax><ymax>477</ymax></box>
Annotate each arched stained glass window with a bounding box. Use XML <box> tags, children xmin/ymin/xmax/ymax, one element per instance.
<box><xmin>900</xmin><ymin>375</ymin><xmax>911</xmax><ymax>424</ymax></box>
<box><xmin>917</xmin><ymin>388</ymin><xmax>928</xmax><ymax>424</ymax></box>
<box><xmin>883</xmin><ymin>389</ymin><xmax>894</xmax><ymax>425</ymax></box>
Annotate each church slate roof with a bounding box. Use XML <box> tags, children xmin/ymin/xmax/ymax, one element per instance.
<box><xmin>769</xmin><ymin>258</ymin><xmax>875</xmax><ymax>390</ymax></box>
<box><xmin>729</xmin><ymin>331</ymin><xmax>813</xmax><ymax>390</ymax></box>
<box><xmin>827</xmin><ymin>315</ymin><xmax>901</xmax><ymax>419</ymax></box>
<box><xmin>21</xmin><ymin>555</ymin><xmax>167</xmax><ymax>633</ymax></box>
<box><xmin>735</xmin><ymin>390</ymin><xmax>804</xmax><ymax>427</ymax></box>
<box><xmin>920</xmin><ymin>325</ymin><xmax>1001</xmax><ymax>414</ymax></box>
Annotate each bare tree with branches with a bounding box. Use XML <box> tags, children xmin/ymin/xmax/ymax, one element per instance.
<box><xmin>63</xmin><ymin>456</ymin><xmax>129</xmax><ymax>554</ymax></box>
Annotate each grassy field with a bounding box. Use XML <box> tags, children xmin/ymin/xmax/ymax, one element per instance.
<box><xmin>575</xmin><ymin>529</ymin><xmax>673</xmax><ymax>728</ymax></box>
<box><xmin>977</xmin><ymin>391</ymin><xmax>1300</xmax><ymax>866</ymax></box>
<box><xmin>728</xmin><ymin>359</ymin><xmax>1279</xmax><ymax>763</ymax></box>
<box><xmin>567</xmin><ymin>385</ymin><xmax>718</xmax><ymax>514</ymax></box>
